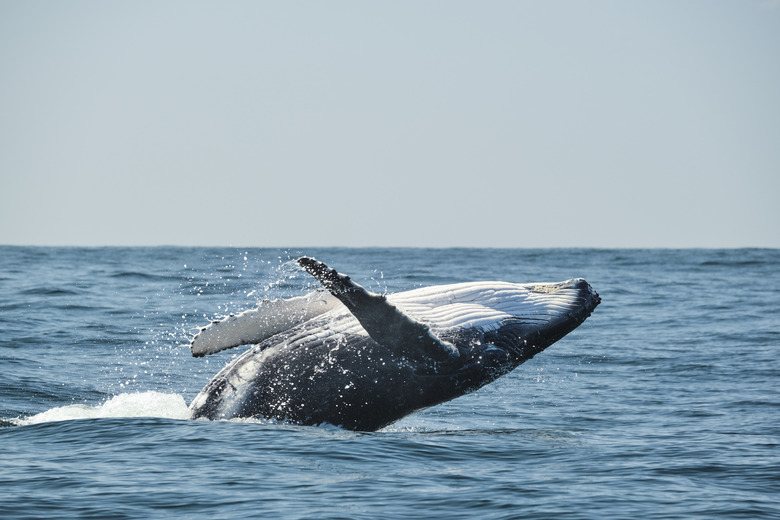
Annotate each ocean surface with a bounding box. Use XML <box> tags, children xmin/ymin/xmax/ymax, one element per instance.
<box><xmin>1</xmin><ymin>247</ymin><xmax>777</xmax><ymax>519</ymax></box>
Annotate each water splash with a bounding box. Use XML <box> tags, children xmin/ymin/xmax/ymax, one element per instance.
<box><xmin>13</xmin><ymin>391</ymin><xmax>191</xmax><ymax>426</ymax></box>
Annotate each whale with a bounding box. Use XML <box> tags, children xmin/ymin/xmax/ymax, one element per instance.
<box><xmin>188</xmin><ymin>257</ymin><xmax>600</xmax><ymax>431</ymax></box>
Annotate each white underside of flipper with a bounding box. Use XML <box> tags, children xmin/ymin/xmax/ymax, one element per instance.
<box><xmin>190</xmin><ymin>290</ymin><xmax>341</xmax><ymax>357</ymax></box>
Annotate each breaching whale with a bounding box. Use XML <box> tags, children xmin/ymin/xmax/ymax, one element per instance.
<box><xmin>189</xmin><ymin>257</ymin><xmax>600</xmax><ymax>431</ymax></box>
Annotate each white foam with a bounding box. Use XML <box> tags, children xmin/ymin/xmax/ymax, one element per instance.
<box><xmin>14</xmin><ymin>391</ymin><xmax>191</xmax><ymax>425</ymax></box>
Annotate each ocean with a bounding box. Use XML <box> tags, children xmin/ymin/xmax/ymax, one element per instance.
<box><xmin>1</xmin><ymin>247</ymin><xmax>777</xmax><ymax>519</ymax></box>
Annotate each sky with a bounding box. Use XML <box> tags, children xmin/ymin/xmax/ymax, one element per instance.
<box><xmin>1</xmin><ymin>0</ymin><xmax>779</xmax><ymax>248</ymax></box>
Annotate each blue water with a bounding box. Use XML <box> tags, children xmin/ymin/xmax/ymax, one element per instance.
<box><xmin>1</xmin><ymin>247</ymin><xmax>778</xmax><ymax>519</ymax></box>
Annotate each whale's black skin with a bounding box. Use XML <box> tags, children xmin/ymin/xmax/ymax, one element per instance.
<box><xmin>189</xmin><ymin>257</ymin><xmax>600</xmax><ymax>431</ymax></box>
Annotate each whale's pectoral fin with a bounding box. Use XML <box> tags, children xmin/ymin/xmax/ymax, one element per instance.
<box><xmin>190</xmin><ymin>290</ymin><xmax>340</xmax><ymax>357</ymax></box>
<box><xmin>298</xmin><ymin>257</ymin><xmax>459</xmax><ymax>365</ymax></box>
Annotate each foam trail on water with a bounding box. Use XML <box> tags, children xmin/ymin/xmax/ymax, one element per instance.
<box><xmin>14</xmin><ymin>391</ymin><xmax>191</xmax><ymax>425</ymax></box>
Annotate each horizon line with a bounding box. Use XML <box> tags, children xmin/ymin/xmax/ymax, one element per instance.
<box><xmin>1</xmin><ymin>243</ymin><xmax>778</xmax><ymax>251</ymax></box>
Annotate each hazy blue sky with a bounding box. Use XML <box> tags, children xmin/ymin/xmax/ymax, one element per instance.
<box><xmin>1</xmin><ymin>1</ymin><xmax>778</xmax><ymax>247</ymax></box>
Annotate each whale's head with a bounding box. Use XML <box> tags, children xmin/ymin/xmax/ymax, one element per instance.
<box><xmin>390</xmin><ymin>278</ymin><xmax>600</xmax><ymax>376</ymax></box>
